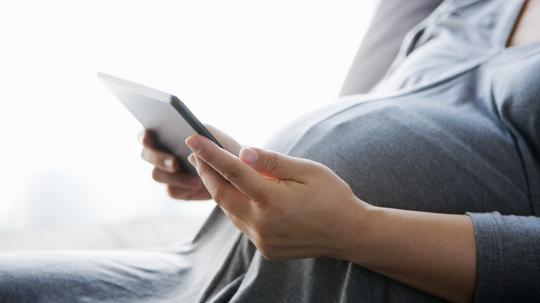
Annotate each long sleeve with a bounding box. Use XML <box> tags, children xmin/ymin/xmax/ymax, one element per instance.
<box><xmin>467</xmin><ymin>212</ymin><xmax>540</xmax><ymax>303</ymax></box>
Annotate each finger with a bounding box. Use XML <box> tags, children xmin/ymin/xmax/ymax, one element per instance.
<box><xmin>190</xmin><ymin>154</ymin><xmax>252</xmax><ymax>218</ymax></box>
<box><xmin>185</xmin><ymin>135</ymin><xmax>272</xmax><ymax>202</ymax></box>
<box><xmin>167</xmin><ymin>185</ymin><xmax>210</xmax><ymax>200</ymax></box>
<box><xmin>239</xmin><ymin>147</ymin><xmax>312</xmax><ymax>181</ymax></box>
<box><xmin>205</xmin><ymin>124</ymin><xmax>241</xmax><ymax>156</ymax></box>
<box><xmin>139</xmin><ymin>130</ymin><xmax>160</xmax><ymax>149</ymax></box>
<box><xmin>152</xmin><ymin>168</ymin><xmax>202</xmax><ymax>188</ymax></box>
<box><xmin>141</xmin><ymin>146</ymin><xmax>179</xmax><ymax>173</ymax></box>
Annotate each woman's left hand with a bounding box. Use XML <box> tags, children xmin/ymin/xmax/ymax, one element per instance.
<box><xmin>185</xmin><ymin>134</ymin><xmax>369</xmax><ymax>260</ymax></box>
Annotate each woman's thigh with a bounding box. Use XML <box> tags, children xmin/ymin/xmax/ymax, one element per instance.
<box><xmin>0</xmin><ymin>250</ymin><xmax>190</xmax><ymax>303</ymax></box>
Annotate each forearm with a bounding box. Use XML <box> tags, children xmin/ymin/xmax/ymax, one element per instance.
<box><xmin>340</xmin><ymin>202</ymin><xmax>477</xmax><ymax>303</ymax></box>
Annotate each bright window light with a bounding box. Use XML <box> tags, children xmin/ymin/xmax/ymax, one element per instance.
<box><xmin>0</xmin><ymin>0</ymin><xmax>377</xmax><ymax>231</ymax></box>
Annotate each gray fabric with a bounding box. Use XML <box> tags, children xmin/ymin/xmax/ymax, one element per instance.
<box><xmin>467</xmin><ymin>212</ymin><xmax>540</xmax><ymax>303</ymax></box>
<box><xmin>339</xmin><ymin>0</ymin><xmax>443</xmax><ymax>96</ymax></box>
<box><xmin>0</xmin><ymin>208</ymin><xmax>242</xmax><ymax>303</ymax></box>
<box><xmin>1</xmin><ymin>0</ymin><xmax>539</xmax><ymax>302</ymax></box>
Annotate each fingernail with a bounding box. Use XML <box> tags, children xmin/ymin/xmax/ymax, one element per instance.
<box><xmin>185</xmin><ymin>136</ymin><xmax>201</xmax><ymax>153</ymax></box>
<box><xmin>187</xmin><ymin>153</ymin><xmax>196</xmax><ymax>166</ymax></box>
<box><xmin>164</xmin><ymin>158</ymin><xmax>174</xmax><ymax>170</ymax></box>
<box><xmin>240</xmin><ymin>147</ymin><xmax>258</xmax><ymax>165</ymax></box>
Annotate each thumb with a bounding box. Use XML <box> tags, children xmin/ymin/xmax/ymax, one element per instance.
<box><xmin>239</xmin><ymin>147</ymin><xmax>310</xmax><ymax>180</ymax></box>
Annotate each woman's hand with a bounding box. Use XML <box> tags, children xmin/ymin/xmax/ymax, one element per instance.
<box><xmin>185</xmin><ymin>134</ymin><xmax>369</xmax><ymax>260</ymax></box>
<box><xmin>184</xmin><ymin>135</ymin><xmax>477</xmax><ymax>303</ymax></box>
<box><xmin>139</xmin><ymin>125</ymin><xmax>242</xmax><ymax>201</ymax></box>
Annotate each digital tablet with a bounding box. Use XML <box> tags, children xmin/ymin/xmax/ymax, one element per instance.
<box><xmin>97</xmin><ymin>72</ymin><xmax>222</xmax><ymax>175</ymax></box>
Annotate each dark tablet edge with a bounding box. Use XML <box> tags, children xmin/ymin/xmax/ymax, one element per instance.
<box><xmin>169</xmin><ymin>96</ymin><xmax>224</xmax><ymax>149</ymax></box>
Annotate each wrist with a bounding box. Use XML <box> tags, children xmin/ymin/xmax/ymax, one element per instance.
<box><xmin>330</xmin><ymin>196</ymin><xmax>381</xmax><ymax>262</ymax></box>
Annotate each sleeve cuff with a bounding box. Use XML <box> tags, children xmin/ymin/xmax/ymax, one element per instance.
<box><xmin>466</xmin><ymin>212</ymin><xmax>502</xmax><ymax>303</ymax></box>
<box><xmin>466</xmin><ymin>212</ymin><xmax>540</xmax><ymax>302</ymax></box>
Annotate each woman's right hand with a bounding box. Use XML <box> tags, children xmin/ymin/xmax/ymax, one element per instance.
<box><xmin>139</xmin><ymin>125</ymin><xmax>242</xmax><ymax>200</ymax></box>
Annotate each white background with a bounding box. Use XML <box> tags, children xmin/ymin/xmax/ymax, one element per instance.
<box><xmin>0</xmin><ymin>0</ymin><xmax>376</xmax><ymax>232</ymax></box>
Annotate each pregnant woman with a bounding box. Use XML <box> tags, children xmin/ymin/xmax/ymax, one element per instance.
<box><xmin>1</xmin><ymin>0</ymin><xmax>539</xmax><ymax>302</ymax></box>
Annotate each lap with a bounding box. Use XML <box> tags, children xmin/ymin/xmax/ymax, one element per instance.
<box><xmin>0</xmin><ymin>250</ymin><xmax>190</xmax><ymax>303</ymax></box>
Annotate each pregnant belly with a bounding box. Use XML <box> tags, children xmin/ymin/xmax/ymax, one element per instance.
<box><xmin>264</xmin><ymin>96</ymin><xmax>530</xmax><ymax>215</ymax></box>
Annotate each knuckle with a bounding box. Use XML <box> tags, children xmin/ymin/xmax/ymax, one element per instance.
<box><xmin>224</xmin><ymin>164</ymin><xmax>243</xmax><ymax>182</ymax></box>
<box><xmin>156</xmin><ymin>153</ymin><xmax>166</xmax><ymax>166</ymax></box>
<box><xmin>183</xmin><ymin>192</ymin><xmax>195</xmax><ymax>201</ymax></box>
<box><xmin>254</xmin><ymin>188</ymin><xmax>271</xmax><ymax>204</ymax></box>
<box><xmin>265</xmin><ymin>151</ymin><xmax>280</xmax><ymax>173</ymax></box>
<box><xmin>196</xmin><ymin>164</ymin><xmax>208</xmax><ymax>179</ymax></box>
<box><xmin>202</xmin><ymin>151</ymin><xmax>214</xmax><ymax>164</ymax></box>
<box><xmin>167</xmin><ymin>186</ymin><xmax>185</xmax><ymax>199</ymax></box>
<box><xmin>166</xmin><ymin>186</ymin><xmax>178</xmax><ymax>198</ymax></box>
<box><xmin>151</xmin><ymin>168</ymin><xmax>162</xmax><ymax>182</ymax></box>
<box><xmin>211</xmin><ymin>187</ymin><xmax>226</xmax><ymax>204</ymax></box>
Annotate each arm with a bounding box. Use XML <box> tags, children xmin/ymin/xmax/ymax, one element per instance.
<box><xmin>355</xmin><ymin>211</ymin><xmax>540</xmax><ymax>303</ymax></box>
<box><xmin>184</xmin><ymin>135</ymin><xmax>539</xmax><ymax>303</ymax></box>
<box><xmin>342</xmin><ymin>206</ymin><xmax>477</xmax><ymax>303</ymax></box>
